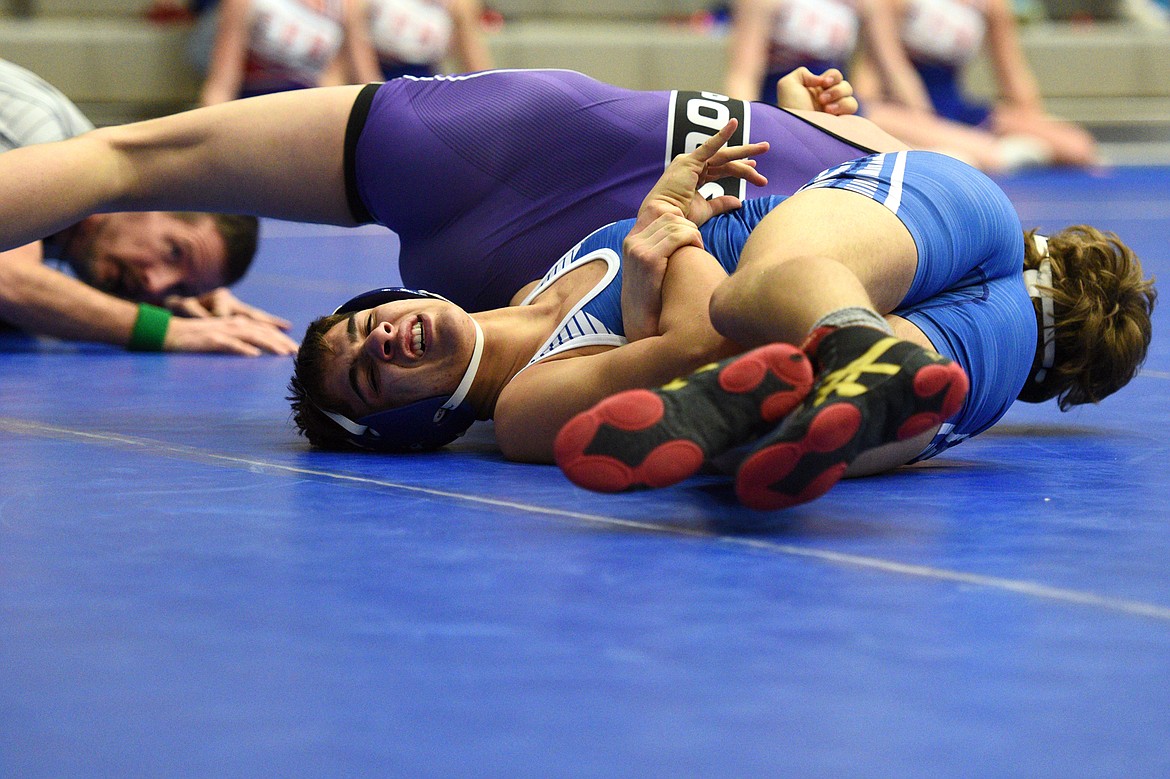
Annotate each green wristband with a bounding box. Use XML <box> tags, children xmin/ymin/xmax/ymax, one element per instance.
<box><xmin>128</xmin><ymin>303</ymin><xmax>172</xmax><ymax>352</ymax></box>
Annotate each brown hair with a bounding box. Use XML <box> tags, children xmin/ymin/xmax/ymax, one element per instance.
<box><xmin>287</xmin><ymin>313</ymin><xmax>357</xmax><ymax>450</ymax></box>
<box><xmin>1021</xmin><ymin>225</ymin><xmax>1156</xmax><ymax>410</ymax></box>
<box><xmin>173</xmin><ymin>212</ymin><xmax>259</xmax><ymax>287</ymax></box>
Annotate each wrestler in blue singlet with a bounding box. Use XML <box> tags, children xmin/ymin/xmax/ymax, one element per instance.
<box><xmin>343</xmin><ymin>69</ymin><xmax>879</xmax><ymax>311</ymax></box>
<box><xmin>516</xmin><ymin>151</ymin><xmax>1033</xmax><ymax>460</ymax></box>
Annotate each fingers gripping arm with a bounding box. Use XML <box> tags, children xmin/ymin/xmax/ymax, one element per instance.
<box><xmin>621</xmin><ymin>214</ymin><xmax>705</xmax><ymax>342</ymax></box>
<box><xmin>620</xmin><ymin>119</ymin><xmax>768</xmax><ymax>341</ymax></box>
<box><xmin>498</xmin><ymin>244</ymin><xmax>736</xmax><ymax>463</ymax></box>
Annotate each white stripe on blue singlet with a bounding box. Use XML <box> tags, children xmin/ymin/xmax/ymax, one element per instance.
<box><xmin>885</xmin><ymin>152</ymin><xmax>907</xmax><ymax>213</ymax></box>
<box><xmin>798</xmin><ymin>152</ymin><xmax>908</xmax><ymax>216</ymax></box>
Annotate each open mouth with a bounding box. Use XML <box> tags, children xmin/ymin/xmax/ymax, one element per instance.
<box><xmin>411</xmin><ymin>320</ymin><xmax>426</xmax><ymax>355</ymax></box>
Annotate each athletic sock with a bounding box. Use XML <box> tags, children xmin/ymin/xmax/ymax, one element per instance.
<box><xmin>810</xmin><ymin>306</ymin><xmax>894</xmax><ymax>335</ymax></box>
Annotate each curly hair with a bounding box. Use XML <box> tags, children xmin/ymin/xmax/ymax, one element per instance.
<box><xmin>1021</xmin><ymin>225</ymin><xmax>1156</xmax><ymax>410</ymax></box>
<box><xmin>286</xmin><ymin>312</ymin><xmax>359</xmax><ymax>450</ymax></box>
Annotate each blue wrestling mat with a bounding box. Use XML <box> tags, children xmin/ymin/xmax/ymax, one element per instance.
<box><xmin>2</xmin><ymin>167</ymin><xmax>1169</xmax><ymax>776</ymax></box>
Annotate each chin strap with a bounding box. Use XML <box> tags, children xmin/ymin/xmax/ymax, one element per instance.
<box><xmin>321</xmin><ymin>407</ymin><xmax>370</xmax><ymax>436</ymax></box>
<box><xmin>436</xmin><ymin>316</ymin><xmax>485</xmax><ymax>421</ymax></box>
<box><xmin>1022</xmin><ymin>234</ymin><xmax>1055</xmax><ymax>384</ymax></box>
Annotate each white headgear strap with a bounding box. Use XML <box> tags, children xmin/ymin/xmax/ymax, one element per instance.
<box><xmin>440</xmin><ymin>316</ymin><xmax>485</xmax><ymax>414</ymax></box>
<box><xmin>322</xmin><ymin>407</ymin><xmax>369</xmax><ymax>436</ymax></box>
<box><xmin>1022</xmin><ymin>234</ymin><xmax>1055</xmax><ymax>384</ymax></box>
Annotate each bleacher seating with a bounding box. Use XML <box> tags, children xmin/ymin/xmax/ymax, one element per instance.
<box><xmin>1</xmin><ymin>2</ymin><xmax>1168</xmax><ymax>130</ymax></box>
<box><xmin>964</xmin><ymin>22</ymin><xmax>1170</xmax><ymax>127</ymax></box>
<box><xmin>0</xmin><ymin>16</ymin><xmax>198</xmax><ymax>124</ymax></box>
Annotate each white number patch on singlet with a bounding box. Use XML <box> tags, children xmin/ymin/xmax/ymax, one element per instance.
<box><xmin>666</xmin><ymin>91</ymin><xmax>750</xmax><ymax>200</ymax></box>
<box><xmin>368</xmin><ymin>0</ymin><xmax>453</xmax><ymax>65</ymax></box>
<box><xmin>901</xmin><ymin>0</ymin><xmax>986</xmax><ymax>65</ymax></box>
<box><xmin>770</xmin><ymin>0</ymin><xmax>858</xmax><ymax>65</ymax></box>
<box><xmin>250</xmin><ymin>0</ymin><xmax>344</xmax><ymax>79</ymax></box>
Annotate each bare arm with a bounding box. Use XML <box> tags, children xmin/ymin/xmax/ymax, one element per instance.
<box><xmin>199</xmin><ymin>0</ymin><xmax>251</xmax><ymax>106</ymax></box>
<box><xmin>724</xmin><ymin>0</ymin><xmax>773</xmax><ymax>101</ymax></box>
<box><xmin>983</xmin><ymin>0</ymin><xmax>1043</xmax><ymax>111</ymax></box>
<box><xmin>337</xmin><ymin>0</ymin><xmax>383</xmax><ymax>85</ymax></box>
<box><xmin>0</xmin><ymin>243</ymin><xmax>296</xmax><ymax>354</ymax></box>
<box><xmin>448</xmin><ymin>0</ymin><xmax>495</xmax><ymax>72</ymax></box>
<box><xmin>621</xmin><ymin>119</ymin><xmax>768</xmax><ymax>341</ymax></box>
<box><xmin>499</xmin><ymin>123</ymin><xmax>757</xmax><ymax>460</ymax></box>
<box><xmin>0</xmin><ymin>86</ymin><xmax>362</xmax><ymax>252</ymax></box>
<box><xmin>0</xmin><ymin>243</ymin><xmax>140</xmax><ymax>343</ymax></box>
<box><xmin>857</xmin><ymin>0</ymin><xmax>934</xmax><ymax>112</ymax></box>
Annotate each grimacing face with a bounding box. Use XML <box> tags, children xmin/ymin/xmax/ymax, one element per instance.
<box><xmin>69</xmin><ymin>212</ymin><xmax>228</xmax><ymax>303</ymax></box>
<box><xmin>320</xmin><ymin>297</ymin><xmax>479</xmax><ymax>420</ymax></box>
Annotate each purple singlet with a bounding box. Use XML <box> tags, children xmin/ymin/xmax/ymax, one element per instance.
<box><xmin>345</xmin><ymin>69</ymin><xmax>875</xmax><ymax>310</ymax></box>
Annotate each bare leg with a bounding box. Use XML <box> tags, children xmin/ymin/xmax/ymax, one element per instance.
<box><xmin>557</xmin><ymin>187</ymin><xmax>967</xmax><ymax>507</ymax></box>
<box><xmin>0</xmin><ymin>86</ymin><xmax>365</xmax><ymax>251</ymax></box>
<box><xmin>708</xmin><ymin>187</ymin><xmax>919</xmax><ymax>345</ymax></box>
<box><xmin>991</xmin><ymin>105</ymin><xmax>1101</xmax><ymax>167</ymax></box>
<box><xmin>706</xmin><ymin>188</ymin><xmax>967</xmax><ymax>509</ymax></box>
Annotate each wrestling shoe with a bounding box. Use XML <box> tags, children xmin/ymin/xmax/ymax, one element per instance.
<box><xmin>555</xmin><ymin>343</ymin><xmax>814</xmax><ymax>493</ymax></box>
<box><xmin>734</xmin><ymin>326</ymin><xmax>969</xmax><ymax>511</ymax></box>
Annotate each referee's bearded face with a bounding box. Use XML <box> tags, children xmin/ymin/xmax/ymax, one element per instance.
<box><xmin>68</xmin><ymin>212</ymin><xmax>228</xmax><ymax>303</ymax></box>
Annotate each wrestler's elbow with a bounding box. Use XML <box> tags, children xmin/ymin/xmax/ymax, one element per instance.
<box><xmin>495</xmin><ymin>403</ymin><xmax>558</xmax><ymax>464</ymax></box>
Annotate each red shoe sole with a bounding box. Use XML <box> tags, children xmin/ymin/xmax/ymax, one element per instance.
<box><xmin>555</xmin><ymin>391</ymin><xmax>705</xmax><ymax>492</ymax></box>
<box><xmin>555</xmin><ymin>344</ymin><xmax>814</xmax><ymax>493</ymax></box>
<box><xmin>735</xmin><ymin>403</ymin><xmax>860</xmax><ymax>510</ymax></box>
<box><xmin>735</xmin><ymin>359</ymin><xmax>969</xmax><ymax>511</ymax></box>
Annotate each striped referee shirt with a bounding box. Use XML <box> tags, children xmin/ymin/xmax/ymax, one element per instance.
<box><xmin>0</xmin><ymin>58</ymin><xmax>93</xmax><ymax>151</ymax></box>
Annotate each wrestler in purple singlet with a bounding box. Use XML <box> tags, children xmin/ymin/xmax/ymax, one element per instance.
<box><xmin>344</xmin><ymin>68</ymin><xmax>876</xmax><ymax>311</ymax></box>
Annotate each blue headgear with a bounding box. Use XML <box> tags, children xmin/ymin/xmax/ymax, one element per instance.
<box><xmin>316</xmin><ymin>287</ymin><xmax>485</xmax><ymax>452</ymax></box>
